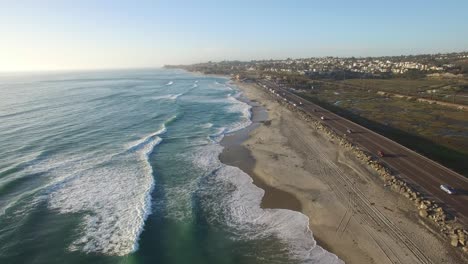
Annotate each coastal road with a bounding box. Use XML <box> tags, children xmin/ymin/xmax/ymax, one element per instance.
<box><xmin>258</xmin><ymin>80</ymin><xmax>468</xmax><ymax>226</ymax></box>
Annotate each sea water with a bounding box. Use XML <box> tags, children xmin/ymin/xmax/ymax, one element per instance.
<box><xmin>0</xmin><ymin>69</ymin><xmax>342</xmax><ymax>264</ymax></box>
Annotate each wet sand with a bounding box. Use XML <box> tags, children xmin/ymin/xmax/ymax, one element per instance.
<box><xmin>219</xmin><ymin>80</ymin><xmax>466</xmax><ymax>264</ymax></box>
<box><xmin>219</xmin><ymin>98</ymin><xmax>301</xmax><ymax>212</ymax></box>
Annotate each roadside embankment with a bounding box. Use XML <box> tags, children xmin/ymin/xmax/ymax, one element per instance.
<box><xmin>234</xmin><ymin>80</ymin><xmax>467</xmax><ymax>264</ymax></box>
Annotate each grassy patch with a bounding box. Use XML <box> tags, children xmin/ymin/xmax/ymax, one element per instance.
<box><xmin>341</xmin><ymin>78</ymin><xmax>468</xmax><ymax>105</ymax></box>
<box><xmin>298</xmin><ymin>88</ymin><xmax>468</xmax><ymax>176</ymax></box>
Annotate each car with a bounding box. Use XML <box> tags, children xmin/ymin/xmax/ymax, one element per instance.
<box><xmin>377</xmin><ymin>150</ymin><xmax>385</xmax><ymax>157</ymax></box>
<box><xmin>320</xmin><ymin>116</ymin><xmax>325</xmax><ymax>120</ymax></box>
<box><xmin>440</xmin><ymin>184</ymin><xmax>456</xmax><ymax>195</ymax></box>
<box><xmin>346</xmin><ymin>129</ymin><xmax>353</xmax><ymax>134</ymax></box>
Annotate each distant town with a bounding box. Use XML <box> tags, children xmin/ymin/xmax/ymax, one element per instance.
<box><xmin>166</xmin><ymin>51</ymin><xmax>468</xmax><ymax>80</ymax></box>
<box><xmin>166</xmin><ymin>51</ymin><xmax>468</xmax><ymax>178</ymax></box>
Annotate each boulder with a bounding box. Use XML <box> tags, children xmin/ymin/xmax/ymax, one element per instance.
<box><xmin>459</xmin><ymin>238</ymin><xmax>466</xmax><ymax>246</ymax></box>
<box><xmin>451</xmin><ymin>238</ymin><xmax>460</xmax><ymax>247</ymax></box>
<box><xmin>438</xmin><ymin>213</ymin><xmax>447</xmax><ymax>222</ymax></box>
<box><xmin>419</xmin><ymin>209</ymin><xmax>428</xmax><ymax>218</ymax></box>
<box><xmin>419</xmin><ymin>203</ymin><xmax>428</xmax><ymax>210</ymax></box>
<box><xmin>458</xmin><ymin>232</ymin><xmax>466</xmax><ymax>246</ymax></box>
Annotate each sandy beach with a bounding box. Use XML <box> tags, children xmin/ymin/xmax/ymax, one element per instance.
<box><xmin>221</xmin><ymin>81</ymin><xmax>466</xmax><ymax>264</ymax></box>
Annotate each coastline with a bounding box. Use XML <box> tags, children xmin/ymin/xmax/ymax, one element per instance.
<box><xmin>219</xmin><ymin>96</ymin><xmax>302</xmax><ymax>212</ymax></box>
<box><xmin>220</xmin><ymin>79</ymin><xmax>466</xmax><ymax>264</ymax></box>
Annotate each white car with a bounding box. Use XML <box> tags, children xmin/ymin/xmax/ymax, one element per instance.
<box><xmin>440</xmin><ymin>184</ymin><xmax>456</xmax><ymax>195</ymax></box>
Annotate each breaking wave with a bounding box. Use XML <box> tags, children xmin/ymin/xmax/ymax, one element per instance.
<box><xmin>188</xmin><ymin>84</ymin><xmax>342</xmax><ymax>263</ymax></box>
<box><xmin>192</xmin><ymin>143</ymin><xmax>342</xmax><ymax>263</ymax></box>
<box><xmin>0</xmin><ymin>70</ymin><xmax>342</xmax><ymax>262</ymax></box>
<box><xmin>225</xmin><ymin>92</ymin><xmax>252</xmax><ymax>134</ymax></box>
<box><xmin>151</xmin><ymin>93</ymin><xmax>183</xmax><ymax>101</ymax></box>
<box><xmin>46</xmin><ymin>123</ymin><xmax>168</xmax><ymax>255</ymax></box>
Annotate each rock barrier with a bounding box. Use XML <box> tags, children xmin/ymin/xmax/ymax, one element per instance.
<box><xmin>269</xmin><ymin>93</ymin><xmax>468</xmax><ymax>253</ymax></box>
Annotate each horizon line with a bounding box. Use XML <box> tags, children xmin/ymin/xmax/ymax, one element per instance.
<box><xmin>2</xmin><ymin>49</ymin><xmax>467</xmax><ymax>74</ymax></box>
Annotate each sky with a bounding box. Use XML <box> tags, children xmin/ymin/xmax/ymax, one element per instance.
<box><xmin>1</xmin><ymin>0</ymin><xmax>467</xmax><ymax>72</ymax></box>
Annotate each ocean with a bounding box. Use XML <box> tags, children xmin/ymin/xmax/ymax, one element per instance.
<box><xmin>0</xmin><ymin>69</ymin><xmax>340</xmax><ymax>263</ymax></box>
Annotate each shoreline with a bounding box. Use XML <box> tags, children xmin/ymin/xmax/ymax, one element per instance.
<box><xmin>220</xmin><ymin>79</ymin><xmax>466</xmax><ymax>264</ymax></box>
<box><xmin>219</xmin><ymin>96</ymin><xmax>302</xmax><ymax>212</ymax></box>
<box><xmin>219</xmin><ymin>85</ymin><xmax>342</xmax><ymax>259</ymax></box>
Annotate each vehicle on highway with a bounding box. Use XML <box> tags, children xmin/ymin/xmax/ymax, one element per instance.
<box><xmin>377</xmin><ymin>150</ymin><xmax>385</xmax><ymax>157</ymax></box>
<box><xmin>440</xmin><ymin>184</ymin><xmax>456</xmax><ymax>195</ymax></box>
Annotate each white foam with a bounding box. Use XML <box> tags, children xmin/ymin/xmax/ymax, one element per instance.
<box><xmin>25</xmin><ymin>152</ymin><xmax>109</xmax><ymax>187</ymax></box>
<box><xmin>45</xmin><ymin>125</ymin><xmax>167</xmax><ymax>256</ymax></box>
<box><xmin>156</xmin><ymin>177</ymin><xmax>198</xmax><ymax>222</ymax></box>
<box><xmin>192</xmin><ymin>143</ymin><xmax>343</xmax><ymax>263</ymax></box>
<box><xmin>191</xmin><ymin>143</ymin><xmax>223</xmax><ymax>172</ymax></box>
<box><xmin>150</xmin><ymin>93</ymin><xmax>183</xmax><ymax>101</ymax></box>
<box><xmin>126</xmin><ymin>125</ymin><xmax>167</xmax><ymax>150</ymax></box>
<box><xmin>225</xmin><ymin>93</ymin><xmax>252</xmax><ymax>133</ymax></box>
<box><xmin>213</xmin><ymin>80</ymin><xmax>234</xmax><ymax>91</ymax></box>
<box><xmin>200</xmin><ymin>122</ymin><xmax>213</xmax><ymax>129</ymax></box>
<box><xmin>209</xmin><ymin>127</ymin><xmax>227</xmax><ymax>143</ymax></box>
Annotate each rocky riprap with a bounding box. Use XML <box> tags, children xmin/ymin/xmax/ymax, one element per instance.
<box><xmin>266</xmin><ymin>90</ymin><xmax>468</xmax><ymax>253</ymax></box>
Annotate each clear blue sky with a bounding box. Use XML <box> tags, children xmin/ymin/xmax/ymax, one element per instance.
<box><xmin>1</xmin><ymin>0</ymin><xmax>467</xmax><ymax>71</ymax></box>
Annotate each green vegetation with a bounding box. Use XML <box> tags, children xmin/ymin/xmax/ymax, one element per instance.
<box><xmin>298</xmin><ymin>80</ymin><xmax>468</xmax><ymax>176</ymax></box>
<box><xmin>168</xmin><ymin>53</ymin><xmax>468</xmax><ymax>176</ymax></box>
<box><xmin>341</xmin><ymin>78</ymin><xmax>468</xmax><ymax>105</ymax></box>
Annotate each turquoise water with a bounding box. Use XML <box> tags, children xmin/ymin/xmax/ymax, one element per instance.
<box><xmin>0</xmin><ymin>69</ymin><xmax>340</xmax><ymax>264</ymax></box>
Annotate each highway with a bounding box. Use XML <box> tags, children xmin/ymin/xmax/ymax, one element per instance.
<box><xmin>258</xmin><ymin>80</ymin><xmax>468</xmax><ymax>226</ymax></box>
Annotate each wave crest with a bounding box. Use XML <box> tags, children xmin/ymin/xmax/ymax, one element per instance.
<box><xmin>192</xmin><ymin>143</ymin><xmax>343</xmax><ymax>263</ymax></box>
<box><xmin>47</xmin><ymin>124</ymin><xmax>167</xmax><ymax>255</ymax></box>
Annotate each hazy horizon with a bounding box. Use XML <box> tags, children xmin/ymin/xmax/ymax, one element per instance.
<box><xmin>2</xmin><ymin>0</ymin><xmax>468</xmax><ymax>72</ymax></box>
